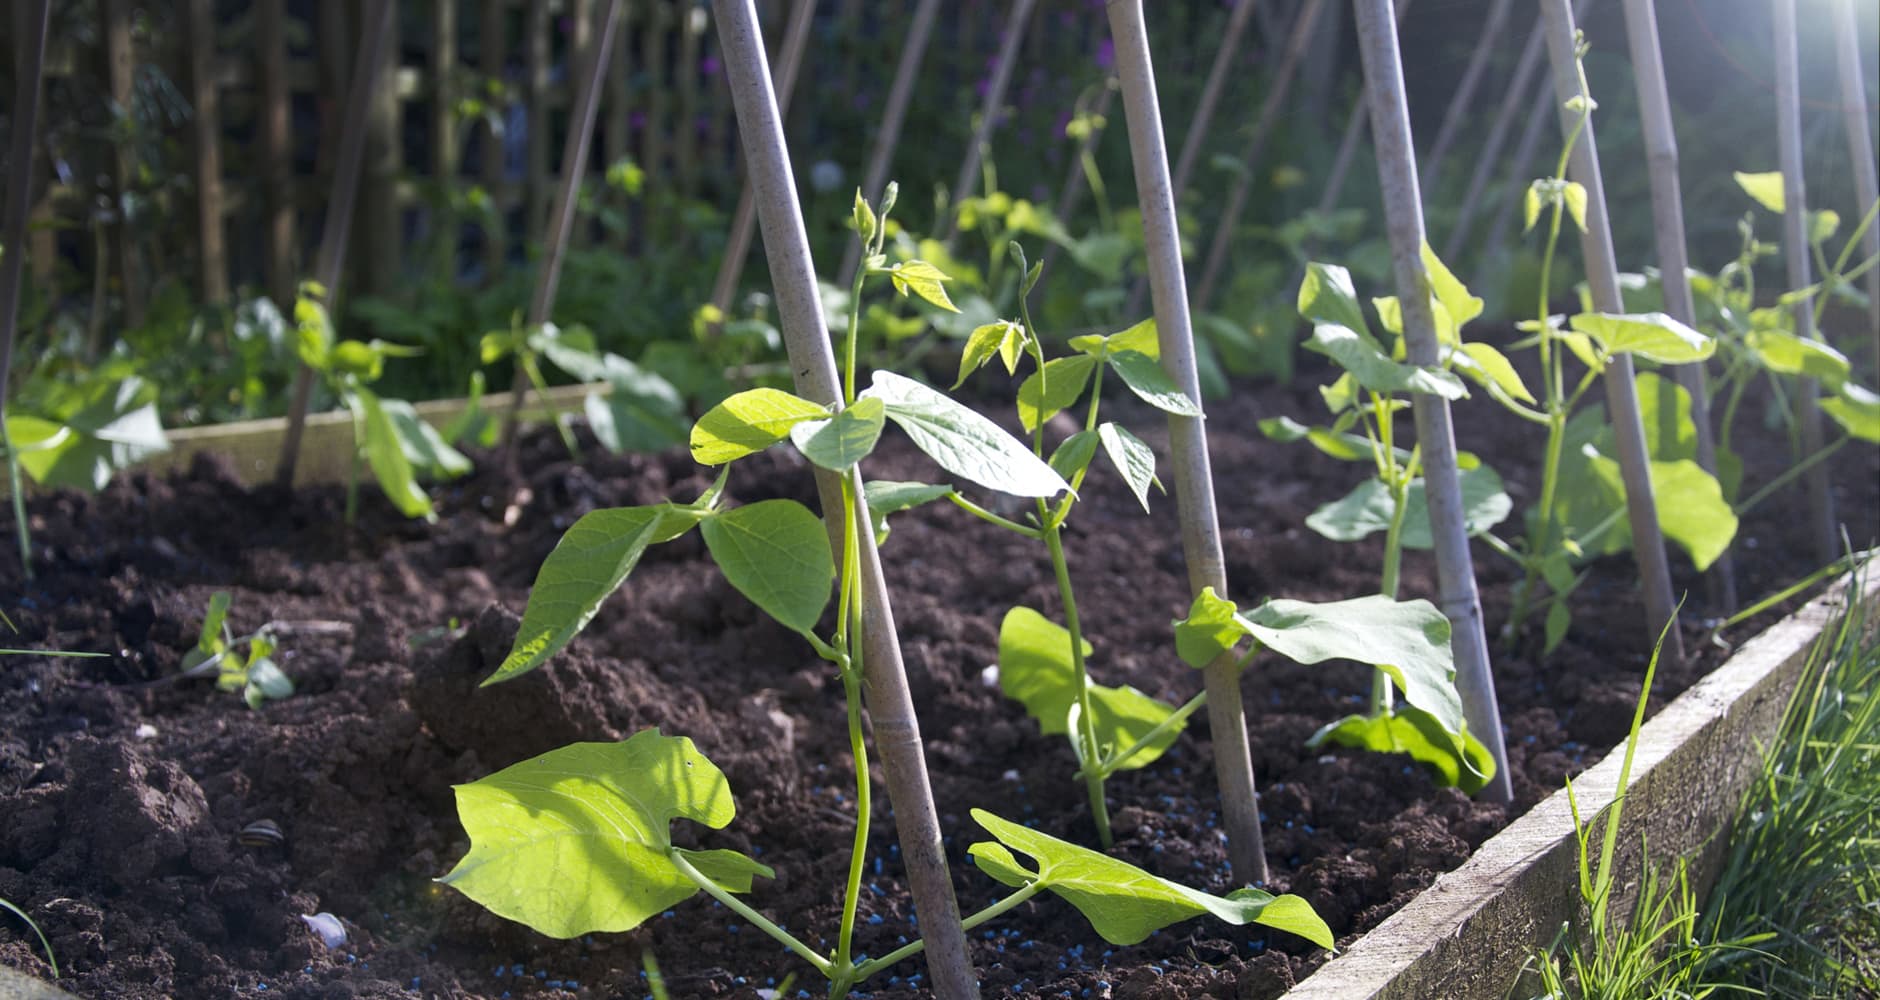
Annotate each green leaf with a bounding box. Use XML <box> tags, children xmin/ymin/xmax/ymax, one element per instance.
<box><xmin>1570</xmin><ymin>312</ymin><xmax>1714</xmax><ymax>364</ymax></box>
<box><xmin>1256</xmin><ymin>415</ymin><xmax>1375</xmax><ymax>463</ymax></box>
<box><xmin>1562</xmin><ymin>181</ymin><xmax>1589</xmax><ymax>232</ymax></box>
<box><xmin>862</xmin><ymin>480</ymin><xmax>956</xmax><ymax>544</ymax></box>
<box><xmin>957</xmin><ymin>321</ymin><xmax>1027</xmax><ymax>387</ymax></box>
<box><xmin>10</xmin><ymin>377</ymin><xmax>169</xmax><ymax>492</ymax></box>
<box><xmin>351</xmin><ymin>387</ymin><xmax>434</xmax><ymax>520</ymax></box>
<box><xmin>997</xmin><ymin>608</ymin><xmax>1184</xmax><ymax>770</ymax></box>
<box><xmin>852</xmin><ymin>188</ymin><xmax>876</xmax><ymax>244</ymax></box>
<box><xmin>1734</xmin><ymin>170</ymin><xmax>1785</xmax><ymax>213</ymax></box>
<box><xmin>1297</xmin><ymin>262</ymin><xmax>1372</xmax><ymax>337</ymax></box>
<box><xmin>788</xmin><ymin>397</ymin><xmax>887</xmax><ymax>472</ymax></box>
<box><xmin>1017</xmin><ymin>355</ymin><xmax>1098</xmax><ymax>433</ymax></box>
<box><xmin>967</xmin><ymin>809</ymin><xmax>1333</xmax><ymax>949</ymax></box>
<box><xmin>1048</xmin><ymin>430</ymin><xmax>1101</xmax><ymax>481</ymax></box>
<box><xmin>198</xmin><ymin>591</ymin><xmax>232</xmax><ymax>654</ymax></box>
<box><xmin>1545</xmin><ymin>596</ymin><xmax>1573</xmax><ymax>653</ymax></box>
<box><xmin>864</xmin><ymin>371</ymin><xmax>1071</xmax><ymax>498</ymax></box>
<box><xmin>1746</xmin><ymin>329</ymin><xmax>1851</xmax><ymax>387</ymax></box>
<box><xmin>1421</xmin><ymin>242</ymin><xmax>1484</xmax><ymax>333</ymax></box>
<box><xmin>1304</xmin><ymin>466</ymin><xmax>1510</xmax><ymax>549</ymax></box>
<box><xmin>1106</xmin><ymin>351</ymin><xmax>1203</xmax><ymax>417</ymax></box>
<box><xmin>690</xmin><ymin>388</ymin><xmax>829</xmax><ymax>465</ymax></box>
<box><xmin>1580</xmin><ymin>452</ymin><xmax>1739</xmax><ymax>572</ymax></box>
<box><xmin>440</xmin><ymin>732</ymin><xmax>771</xmax><ymax>939</ymax></box>
<box><xmin>381</xmin><ymin>399</ymin><xmax>474</xmax><ymax>480</ymax></box>
<box><xmin>1308</xmin><ymin>707</ymin><xmax>1496</xmax><ymax>793</ymax></box>
<box><xmin>1523</xmin><ymin>182</ymin><xmax>1544</xmax><ymax>233</ymax></box>
<box><xmin>294</xmin><ymin>292</ymin><xmax>335</xmax><ymax>370</ymax></box>
<box><xmin>489</xmin><ymin>505</ymin><xmax>696</xmax><ymax>684</ymax></box>
<box><xmin>1453</xmin><ymin>342</ymin><xmax>1535</xmax><ymax>404</ymax></box>
<box><xmin>1097</xmin><ymin>423</ymin><xmax>1162</xmax><ymax>513</ymax></box>
<box><xmin>889</xmin><ymin>260</ymin><xmax>962</xmax><ymax>313</ymax></box>
<box><xmin>700</xmin><ymin>500</ymin><xmax>834</xmax><ymax>635</ymax></box>
<box><xmin>1304</xmin><ymin>325</ymin><xmax>1467</xmax><ymax>400</ymax></box>
<box><xmin>1822</xmin><ymin>383</ymin><xmax>1880</xmax><ymax>443</ymax></box>
<box><xmin>1172</xmin><ymin>587</ymin><xmax>1244</xmax><ymax>669</ymax></box>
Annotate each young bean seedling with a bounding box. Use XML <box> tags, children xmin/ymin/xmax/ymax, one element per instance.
<box><xmin>440</xmin><ymin>189</ymin><xmax>1332</xmax><ymax>997</ymax></box>
<box><xmin>181</xmin><ymin>591</ymin><xmax>292</xmax><ymax>709</ymax></box>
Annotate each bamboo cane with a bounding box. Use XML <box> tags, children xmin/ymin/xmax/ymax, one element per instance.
<box><xmin>1</xmin><ymin>0</ymin><xmax>51</xmax><ymax>576</ymax></box>
<box><xmin>939</xmin><ymin>0</ymin><xmax>1039</xmax><ymax>243</ymax></box>
<box><xmin>1106</xmin><ymin>0</ymin><xmax>1270</xmax><ymax>885</ymax></box>
<box><xmin>836</xmin><ymin>0</ymin><xmax>943</xmax><ymax>286</ymax></box>
<box><xmin>186</xmin><ymin>0</ymin><xmax>230</xmax><ymax>306</ymax></box>
<box><xmin>259</xmin><ymin>0</ymin><xmax>297</xmax><ymax>315</ymax></box>
<box><xmin>711</xmin><ymin>4</ymin><xmax>977</xmax><ymax>994</ymax></box>
<box><xmin>499</xmin><ymin>0</ymin><xmax>625</xmax><ymax>456</ymax></box>
<box><xmin>1190</xmin><ymin>0</ymin><xmax>1328</xmax><ymax>315</ymax></box>
<box><xmin>275</xmin><ymin>0</ymin><xmax>398</xmax><ymax>488</ymax></box>
<box><xmin>1621</xmin><ymin>0</ymin><xmax>1736</xmax><ymax>612</ymax></box>
<box><xmin>1168</xmin><ymin>0</ymin><xmax>1261</xmax><ymax>203</ymax></box>
<box><xmin>1541</xmin><ymin>0</ymin><xmax>1684</xmax><ymax>664</ymax></box>
<box><xmin>1832</xmin><ymin>0</ymin><xmax>1880</xmax><ymax>380</ymax></box>
<box><xmin>1421</xmin><ymin>0</ymin><xmax>1512</xmax><ymax>189</ymax></box>
<box><xmin>1442</xmin><ymin>6</ymin><xmax>1548</xmax><ymax>265</ymax></box>
<box><xmin>1773</xmin><ymin>0</ymin><xmax>1836</xmax><ymax>565</ymax></box>
<box><xmin>1352</xmin><ymin>0</ymin><xmax>1513</xmax><ymax>804</ymax></box>
<box><xmin>707</xmin><ymin>0</ymin><xmax>820</xmax><ymax>328</ymax></box>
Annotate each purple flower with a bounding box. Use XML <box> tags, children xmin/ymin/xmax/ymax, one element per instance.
<box><xmin>1096</xmin><ymin>39</ymin><xmax>1114</xmax><ymax>70</ymax></box>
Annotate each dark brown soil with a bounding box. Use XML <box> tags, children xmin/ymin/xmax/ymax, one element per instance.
<box><xmin>2</xmin><ymin>362</ymin><xmax>1874</xmax><ymax>1000</ymax></box>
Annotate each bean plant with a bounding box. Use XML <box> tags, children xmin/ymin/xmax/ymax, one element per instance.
<box><xmin>181</xmin><ymin>591</ymin><xmax>292</xmax><ymax>709</ymax></box>
<box><xmin>441</xmin><ymin>189</ymin><xmax>1331</xmax><ymax>998</ymax></box>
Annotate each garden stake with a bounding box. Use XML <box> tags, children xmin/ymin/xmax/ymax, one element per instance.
<box><xmin>276</xmin><ymin>0</ymin><xmax>397</xmax><ymax>488</ymax></box>
<box><xmin>836</xmin><ymin>0</ymin><xmax>942</xmax><ymax>287</ymax></box>
<box><xmin>1106</xmin><ymin>0</ymin><xmax>1269</xmax><ymax>886</ymax></box>
<box><xmin>1541</xmin><ymin>0</ymin><xmax>1684</xmax><ymax>664</ymax></box>
<box><xmin>0</xmin><ymin>0</ymin><xmax>51</xmax><ymax>579</ymax></box>
<box><xmin>185</xmin><ymin>0</ymin><xmax>230</xmax><ymax>307</ymax></box>
<box><xmin>940</xmin><ymin>0</ymin><xmax>1039</xmax><ymax>244</ymax></box>
<box><xmin>1190</xmin><ymin>0</ymin><xmax>1328</xmax><ymax>315</ymax></box>
<box><xmin>706</xmin><ymin>0</ymin><xmax>818</xmax><ymax>333</ymax></box>
<box><xmin>499</xmin><ymin>0</ymin><xmax>625</xmax><ymax>459</ymax></box>
<box><xmin>1832</xmin><ymin>0</ymin><xmax>1880</xmax><ymax>378</ymax></box>
<box><xmin>1351</xmin><ymin>0</ymin><xmax>1514</xmax><ymax>804</ymax></box>
<box><xmin>1420</xmin><ymin>0</ymin><xmax>1512</xmax><ymax>190</ymax></box>
<box><xmin>710</xmin><ymin>2</ymin><xmax>976</xmax><ymax>994</ymax></box>
<box><xmin>1621</xmin><ymin>0</ymin><xmax>1736</xmax><ymax>612</ymax></box>
<box><xmin>1442</xmin><ymin>5</ymin><xmax>1550</xmax><ymax>265</ymax></box>
<box><xmin>1773</xmin><ymin>0</ymin><xmax>1835</xmax><ymax>565</ymax></box>
<box><xmin>1168</xmin><ymin>0</ymin><xmax>1261</xmax><ymax>204</ymax></box>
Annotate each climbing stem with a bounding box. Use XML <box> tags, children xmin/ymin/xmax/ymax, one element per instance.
<box><xmin>1041</xmin><ymin>515</ymin><xmax>1111</xmax><ymax>847</ymax></box>
<box><xmin>850</xmin><ymin>880</ymin><xmax>1047</xmax><ymax>979</ymax></box>
<box><xmin>669</xmin><ymin>851</ymin><xmax>832</xmax><ymax>978</ymax></box>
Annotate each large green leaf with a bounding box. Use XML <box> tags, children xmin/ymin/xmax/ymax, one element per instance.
<box><xmin>1421</xmin><ymin>242</ymin><xmax>1484</xmax><ymax>338</ymax></box>
<box><xmin>9</xmin><ymin>377</ymin><xmax>170</xmax><ymax>492</ymax></box>
<box><xmin>997</xmin><ymin>607</ymin><xmax>1183</xmax><ymax>771</ymax></box>
<box><xmin>489</xmin><ymin>505</ymin><xmax>696</xmax><ymax>684</ymax></box>
<box><xmin>1452</xmin><ymin>342</ymin><xmax>1535</xmax><ymax>404</ymax></box>
<box><xmin>1586</xmin><ymin>457</ymin><xmax>1738</xmax><ymax>572</ymax></box>
<box><xmin>1823</xmin><ymin>383</ymin><xmax>1880</xmax><ymax>443</ymax></box>
<box><xmin>1297</xmin><ymin>262</ymin><xmax>1372</xmax><ymax>337</ymax></box>
<box><xmin>1257</xmin><ymin>415</ymin><xmax>1375</xmax><ymax>463</ymax></box>
<box><xmin>1304</xmin><ymin>325</ymin><xmax>1467</xmax><ymax>400</ymax></box>
<box><xmin>1747</xmin><ymin>329</ymin><xmax>1851</xmax><ymax>386</ymax></box>
<box><xmin>351</xmin><ymin>387</ymin><xmax>434</xmax><ymax>520</ymax></box>
<box><xmin>1570</xmin><ymin>312</ymin><xmax>1714</xmax><ymax>364</ymax></box>
<box><xmin>1106</xmin><ymin>350</ymin><xmax>1203</xmax><ymax>417</ymax></box>
<box><xmin>863</xmin><ymin>371</ymin><xmax>1071</xmax><ymax>498</ymax></box>
<box><xmin>788</xmin><ymin>396</ymin><xmax>887</xmax><ymax>472</ymax></box>
<box><xmin>1068</xmin><ymin>316</ymin><xmax>1160</xmax><ymax>362</ymax></box>
<box><xmin>700</xmin><ymin>500</ymin><xmax>834</xmax><ymax>635</ymax></box>
<box><xmin>1017</xmin><ymin>355</ymin><xmax>1098</xmax><ymax>433</ymax></box>
<box><xmin>967</xmin><ymin>810</ymin><xmax>1333</xmax><ymax>949</ymax></box>
<box><xmin>1097</xmin><ymin>423</ymin><xmax>1162</xmax><ymax>513</ymax></box>
<box><xmin>1309</xmin><ymin>706</ymin><xmax>1496</xmax><ymax>793</ymax></box>
<box><xmin>440</xmin><ymin>732</ymin><xmax>771</xmax><ymax>939</ymax></box>
<box><xmin>689</xmin><ymin>388</ymin><xmax>829</xmax><ymax>465</ymax></box>
<box><xmin>1049</xmin><ymin>430</ymin><xmax>1102</xmax><ymax>481</ymax></box>
<box><xmin>586</xmin><ymin>355</ymin><xmax>690</xmax><ymax>454</ymax></box>
<box><xmin>1304</xmin><ymin>467</ymin><xmax>1510</xmax><ymax>549</ymax></box>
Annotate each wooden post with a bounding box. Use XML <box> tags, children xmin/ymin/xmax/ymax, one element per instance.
<box><xmin>940</xmin><ymin>0</ymin><xmax>1038</xmax><ymax>243</ymax></box>
<box><xmin>525</xmin><ymin>0</ymin><xmax>552</xmax><ymax>239</ymax></box>
<box><xmin>711</xmin><ymin>3</ymin><xmax>977</xmax><ymax>994</ymax></box>
<box><xmin>186</xmin><ymin>0</ymin><xmax>230</xmax><ymax>306</ymax></box>
<box><xmin>1352</xmin><ymin>0</ymin><xmax>1513</xmax><ymax>803</ymax></box>
<box><xmin>480</xmin><ymin>0</ymin><xmax>508</xmax><ymax>277</ymax></box>
<box><xmin>1541</xmin><ymin>0</ymin><xmax>1684</xmax><ymax>663</ymax></box>
<box><xmin>1442</xmin><ymin>7</ymin><xmax>1549</xmax><ymax>264</ymax></box>
<box><xmin>1106</xmin><ymin>0</ymin><xmax>1270</xmax><ymax>886</ymax></box>
<box><xmin>102</xmin><ymin>0</ymin><xmax>145</xmax><ymax>328</ymax></box>
<box><xmin>1832</xmin><ymin>0</ymin><xmax>1880</xmax><ymax>379</ymax></box>
<box><xmin>276</xmin><ymin>0</ymin><xmax>399</xmax><ymax>488</ymax></box>
<box><xmin>835</xmin><ymin>0</ymin><xmax>942</xmax><ymax>286</ymax></box>
<box><xmin>1190</xmin><ymin>0</ymin><xmax>1328</xmax><ymax>314</ymax></box>
<box><xmin>1622</xmin><ymin>0</ymin><xmax>1736</xmax><ymax>612</ymax></box>
<box><xmin>1772</xmin><ymin>0</ymin><xmax>1836</xmax><ymax>564</ymax></box>
<box><xmin>707</xmin><ymin>0</ymin><xmax>818</xmax><ymax>326</ymax></box>
<box><xmin>258</xmin><ymin>0</ymin><xmax>299</xmax><ymax>314</ymax></box>
<box><xmin>1168</xmin><ymin>0</ymin><xmax>1260</xmax><ymax>203</ymax></box>
<box><xmin>2</xmin><ymin>0</ymin><xmax>51</xmax><ymax>576</ymax></box>
<box><xmin>1421</xmin><ymin>0</ymin><xmax>1513</xmax><ymax>189</ymax></box>
<box><xmin>357</xmin><ymin>1</ymin><xmax>403</xmax><ymax>299</ymax></box>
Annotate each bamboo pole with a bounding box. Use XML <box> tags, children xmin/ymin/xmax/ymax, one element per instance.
<box><xmin>258</xmin><ymin>0</ymin><xmax>298</xmax><ymax>314</ymax></box>
<box><xmin>276</xmin><ymin>0</ymin><xmax>398</xmax><ymax>488</ymax></box>
<box><xmin>1441</xmin><ymin>6</ymin><xmax>1549</xmax><ymax>265</ymax></box>
<box><xmin>1168</xmin><ymin>0</ymin><xmax>1261</xmax><ymax>203</ymax></box>
<box><xmin>710</xmin><ymin>4</ymin><xmax>977</xmax><ymax>994</ymax></box>
<box><xmin>1541</xmin><ymin>0</ymin><xmax>1684</xmax><ymax>663</ymax></box>
<box><xmin>1352</xmin><ymin>0</ymin><xmax>1513</xmax><ymax>804</ymax></box>
<box><xmin>940</xmin><ymin>0</ymin><xmax>1039</xmax><ymax>243</ymax></box>
<box><xmin>707</xmin><ymin>0</ymin><xmax>819</xmax><ymax>326</ymax></box>
<box><xmin>480</xmin><ymin>0</ymin><xmax>508</xmax><ymax>277</ymax></box>
<box><xmin>186</xmin><ymin>0</ymin><xmax>230</xmax><ymax>306</ymax></box>
<box><xmin>1773</xmin><ymin>0</ymin><xmax>1836</xmax><ymax>565</ymax></box>
<box><xmin>102</xmin><ymin>0</ymin><xmax>145</xmax><ymax>328</ymax></box>
<box><xmin>1832</xmin><ymin>0</ymin><xmax>1880</xmax><ymax>378</ymax></box>
<box><xmin>1190</xmin><ymin>0</ymin><xmax>1329</xmax><ymax>315</ymax></box>
<box><xmin>1106</xmin><ymin>0</ymin><xmax>1269</xmax><ymax>885</ymax></box>
<box><xmin>835</xmin><ymin>0</ymin><xmax>942</xmax><ymax>286</ymax></box>
<box><xmin>1622</xmin><ymin>0</ymin><xmax>1736</xmax><ymax>612</ymax></box>
<box><xmin>500</xmin><ymin>0</ymin><xmax>625</xmax><ymax>454</ymax></box>
<box><xmin>1421</xmin><ymin>0</ymin><xmax>1512</xmax><ymax>189</ymax></box>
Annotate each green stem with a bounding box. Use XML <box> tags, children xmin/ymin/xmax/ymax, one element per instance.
<box><xmin>1090</xmin><ymin>690</ymin><xmax>1207</xmax><ymax>778</ymax></box>
<box><xmin>850</xmin><ymin>881</ymin><xmax>1046</xmax><ymax>979</ymax></box>
<box><xmin>833</xmin><ymin>480</ymin><xmax>871</xmax><ymax>975</ymax></box>
<box><xmin>843</xmin><ymin>251</ymin><xmax>868</xmax><ymax>406</ymax></box>
<box><xmin>1041</xmin><ymin>516</ymin><xmax>1111</xmax><ymax>847</ymax></box>
<box><xmin>1735</xmin><ymin>436</ymin><xmax>1850</xmax><ymax>516</ymax></box>
<box><xmin>669</xmin><ymin>850</ymin><xmax>833</xmax><ymax>978</ymax></box>
<box><xmin>523</xmin><ymin>354</ymin><xmax>580</xmax><ymax>459</ymax></box>
<box><xmin>1373</xmin><ymin>473</ymin><xmax>1411</xmax><ymax>716</ymax></box>
<box><xmin>946</xmin><ymin>493</ymin><xmax>1040</xmax><ymax>539</ymax></box>
<box><xmin>1</xmin><ymin>423</ymin><xmax>32</xmax><ymax>580</ymax></box>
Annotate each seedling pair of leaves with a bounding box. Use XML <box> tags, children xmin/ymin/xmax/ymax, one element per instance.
<box><xmin>479</xmin><ymin>316</ymin><xmax>689</xmax><ymax>457</ymax></box>
<box><xmin>181</xmin><ymin>591</ymin><xmax>292</xmax><ymax>709</ymax></box>
<box><xmin>294</xmin><ymin>282</ymin><xmax>469</xmax><ymax>523</ymax></box>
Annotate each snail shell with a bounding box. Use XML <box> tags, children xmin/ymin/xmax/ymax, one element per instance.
<box><xmin>238</xmin><ymin>819</ymin><xmax>286</xmax><ymax>849</ymax></box>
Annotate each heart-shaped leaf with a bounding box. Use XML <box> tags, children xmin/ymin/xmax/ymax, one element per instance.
<box><xmin>864</xmin><ymin>371</ymin><xmax>1070</xmax><ymax>498</ymax></box>
<box><xmin>789</xmin><ymin>396</ymin><xmax>887</xmax><ymax>472</ymax></box>
<box><xmin>998</xmin><ymin>608</ymin><xmax>1183</xmax><ymax>771</ymax></box>
<box><xmin>690</xmin><ymin>388</ymin><xmax>829</xmax><ymax>465</ymax></box>
<box><xmin>1098</xmin><ymin>423</ymin><xmax>1162</xmax><ymax>513</ymax></box>
<box><xmin>701</xmin><ymin>500</ymin><xmax>834</xmax><ymax>635</ymax></box>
